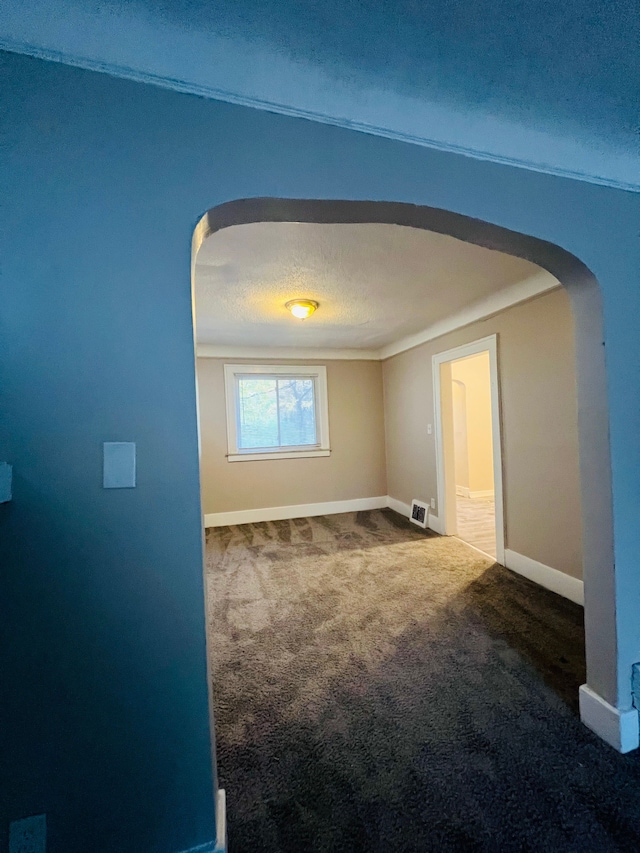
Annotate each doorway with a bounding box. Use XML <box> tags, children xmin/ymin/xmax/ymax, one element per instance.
<box><xmin>433</xmin><ymin>335</ymin><xmax>504</xmax><ymax>562</ymax></box>
<box><xmin>194</xmin><ymin>195</ymin><xmax>622</xmax><ymax>796</ymax></box>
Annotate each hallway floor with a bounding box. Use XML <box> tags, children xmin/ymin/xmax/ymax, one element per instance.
<box><xmin>456</xmin><ymin>494</ymin><xmax>496</xmax><ymax>557</ymax></box>
<box><xmin>205</xmin><ymin>509</ymin><xmax>640</xmax><ymax>853</ymax></box>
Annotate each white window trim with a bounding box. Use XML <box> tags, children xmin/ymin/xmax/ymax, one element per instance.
<box><xmin>223</xmin><ymin>364</ymin><xmax>331</xmax><ymax>462</ymax></box>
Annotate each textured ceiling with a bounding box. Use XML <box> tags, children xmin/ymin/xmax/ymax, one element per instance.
<box><xmin>195</xmin><ymin>222</ymin><xmax>542</xmax><ymax>350</ymax></box>
<box><xmin>1</xmin><ymin>0</ymin><xmax>638</xmax><ymax>188</ymax></box>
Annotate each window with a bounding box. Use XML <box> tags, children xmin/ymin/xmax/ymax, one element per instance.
<box><xmin>223</xmin><ymin>364</ymin><xmax>330</xmax><ymax>461</ymax></box>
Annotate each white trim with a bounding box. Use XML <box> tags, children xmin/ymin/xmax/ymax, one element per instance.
<box><xmin>204</xmin><ymin>496</ymin><xmax>388</xmax><ymax>527</ymax></box>
<box><xmin>456</xmin><ymin>486</ymin><xmax>470</xmax><ymax>498</ymax></box>
<box><xmin>504</xmin><ymin>549</ymin><xmax>584</xmax><ymax>605</ymax></box>
<box><xmin>432</xmin><ymin>334</ymin><xmax>506</xmax><ymax>564</ymax></box>
<box><xmin>579</xmin><ymin>685</ymin><xmax>639</xmax><ymax>753</ymax></box>
<box><xmin>204</xmin><ymin>495</ymin><xmax>445</xmax><ymax>530</ymax></box>
<box><xmin>469</xmin><ymin>489</ymin><xmax>495</xmax><ymax>499</ymax></box>
<box><xmin>427</xmin><ymin>513</ymin><xmax>444</xmax><ymax>535</ymax></box>
<box><xmin>379</xmin><ymin>272</ymin><xmax>560</xmax><ymax>359</ymax></box>
<box><xmin>215</xmin><ymin>789</ymin><xmax>227</xmax><ymax>853</ymax></box>
<box><xmin>227</xmin><ymin>448</ymin><xmax>331</xmax><ymax>462</ymax></box>
<box><xmin>1</xmin><ymin>39</ymin><xmax>638</xmax><ymax>192</ymax></box>
<box><xmin>197</xmin><ymin>345</ymin><xmax>380</xmax><ymax>360</ymax></box>
<box><xmin>223</xmin><ymin>363</ymin><xmax>330</xmax><ymax>460</ymax></box>
<box><xmin>387</xmin><ymin>496</ymin><xmax>411</xmax><ymax>517</ymax></box>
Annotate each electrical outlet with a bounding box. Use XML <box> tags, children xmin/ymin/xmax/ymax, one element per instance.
<box><xmin>427</xmin><ymin>423</ymin><xmax>432</xmax><ymax>435</ymax></box>
<box><xmin>9</xmin><ymin>814</ymin><xmax>46</xmax><ymax>853</ymax></box>
<box><xmin>430</xmin><ymin>498</ymin><xmax>436</xmax><ymax>509</ymax></box>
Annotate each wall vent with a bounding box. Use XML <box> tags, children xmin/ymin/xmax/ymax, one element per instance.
<box><xmin>410</xmin><ymin>499</ymin><xmax>429</xmax><ymax>528</ymax></box>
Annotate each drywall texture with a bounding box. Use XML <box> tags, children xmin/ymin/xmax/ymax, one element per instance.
<box><xmin>197</xmin><ymin>359</ymin><xmax>387</xmax><ymax>513</ymax></box>
<box><xmin>384</xmin><ymin>289</ymin><xmax>583</xmax><ymax>579</ymax></box>
<box><xmin>451</xmin><ymin>353</ymin><xmax>494</xmax><ymax>494</ymax></box>
<box><xmin>2</xmin><ymin>0</ymin><xmax>639</xmax><ymax>187</ymax></box>
<box><xmin>195</xmin><ymin>221</ymin><xmax>538</xmax><ymax>348</ymax></box>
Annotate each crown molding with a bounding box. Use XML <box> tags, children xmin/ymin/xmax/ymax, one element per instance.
<box><xmin>196</xmin><ymin>344</ymin><xmax>380</xmax><ymax>360</ymax></box>
<box><xmin>196</xmin><ymin>271</ymin><xmax>560</xmax><ymax>361</ymax></box>
<box><xmin>378</xmin><ymin>270</ymin><xmax>560</xmax><ymax>359</ymax></box>
<box><xmin>1</xmin><ymin>35</ymin><xmax>638</xmax><ymax>194</ymax></box>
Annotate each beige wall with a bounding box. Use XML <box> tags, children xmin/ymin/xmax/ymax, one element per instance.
<box><xmin>383</xmin><ymin>288</ymin><xmax>583</xmax><ymax>579</ymax></box>
<box><xmin>452</xmin><ymin>380</ymin><xmax>470</xmax><ymax>490</ymax></box>
<box><xmin>451</xmin><ymin>353</ymin><xmax>494</xmax><ymax>494</ymax></box>
<box><xmin>198</xmin><ymin>289</ymin><xmax>583</xmax><ymax>579</ymax></box>
<box><xmin>197</xmin><ymin>358</ymin><xmax>387</xmax><ymax>514</ymax></box>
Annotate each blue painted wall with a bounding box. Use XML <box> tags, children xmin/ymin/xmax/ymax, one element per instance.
<box><xmin>1</xmin><ymin>50</ymin><xmax>639</xmax><ymax>852</ymax></box>
<box><xmin>1</xmin><ymin>0</ymin><xmax>638</xmax><ymax>187</ymax></box>
<box><xmin>149</xmin><ymin>0</ymin><xmax>640</xmax><ymax>141</ymax></box>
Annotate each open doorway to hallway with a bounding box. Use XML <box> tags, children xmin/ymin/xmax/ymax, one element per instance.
<box><xmin>433</xmin><ymin>336</ymin><xmax>504</xmax><ymax>563</ymax></box>
<box><xmin>451</xmin><ymin>351</ymin><xmax>496</xmax><ymax>557</ymax></box>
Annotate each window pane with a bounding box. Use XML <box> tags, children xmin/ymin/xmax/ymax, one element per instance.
<box><xmin>277</xmin><ymin>377</ymin><xmax>317</xmax><ymax>447</ymax></box>
<box><xmin>237</xmin><ymin>378</ymin><xmax>279</xmax><ymax>448</ymax></box>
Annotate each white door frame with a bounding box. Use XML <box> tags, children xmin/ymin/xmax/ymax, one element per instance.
<box><xmin>432</xmin><ymin>334</ymin><xmax>505</xmax><ymax>563</ymax></box>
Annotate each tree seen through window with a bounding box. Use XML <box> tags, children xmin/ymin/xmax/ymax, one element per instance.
<box><xmin>237</xmin><ymin>376</ymin><xmax>317</xmax><ymax>449</ymax></box>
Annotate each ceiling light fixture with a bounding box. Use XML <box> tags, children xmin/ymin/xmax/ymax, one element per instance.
<box><xmin>285</xmin><ymin>299</ymin><xmax>319</xmax><ymax>320</ymax></box>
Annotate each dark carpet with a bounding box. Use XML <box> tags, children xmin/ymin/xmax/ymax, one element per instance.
<box><xmin>205</xmin><ymin>509</ymin><xmax>640</xmax><ymax>852</ymax></box>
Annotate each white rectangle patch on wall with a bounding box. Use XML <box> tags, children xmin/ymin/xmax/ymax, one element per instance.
<box><xmin>103</xmin><ymin>442</ymin><xmax>136</xmax><ymax>489</ymax></box>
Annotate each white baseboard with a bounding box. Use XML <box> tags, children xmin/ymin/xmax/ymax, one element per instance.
<box><xmin>427</xmin><ymin>513</ymin><xmax>443</xmax><ymax>534</ymax></box>
<box><xmin>386</xmin><ymin>496</ymin><xmax>442</xmax><ymax>534</ymax></box>
<box><xmin>579</xmin><ymin>685</ymin><xmax>639</xmax><ymax>753</ymax></box>
<box><xmin>456</xmin><ymin>486</ymin><xmax>470</xmax><ymax>498</ymax></box>
<box><xmin>177</xmin><ymin>841</ymin><xmax>216</xmax><ymax>853</ymax></box>
<box><xmin>386</xmin><ymin>496</ymin><xmax>410</xmax><ymax>517</ymax></box>
<box><xmin>215</xmin><ymin>789</ymin><xmax>227</xmax><ymax>853</ymax></box>
<box><xmin>204</xmin><ymin>496</ymin><xmax>387</xmax><ymax>527</ymax></box>
<box><xmin>176</xmin><ymin>790</ymin><xmax>226</xmax><ymax>853</ymax></box>
<box><xmin>504</xmin><ymin>549</ymin><xmax>584</xmax><ymax>605</ymax></box>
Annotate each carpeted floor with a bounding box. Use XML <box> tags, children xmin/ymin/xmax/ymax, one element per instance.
<box><xmin>205</xmin><ymin>509</ymin><xmax>640</xmax><ymax>852</ymax></box>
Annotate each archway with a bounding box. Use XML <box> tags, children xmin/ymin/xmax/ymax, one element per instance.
<box><xmin>194</xmin><ymin>196</ymin><xmax>614</xmax><ymax>732</ymax></box>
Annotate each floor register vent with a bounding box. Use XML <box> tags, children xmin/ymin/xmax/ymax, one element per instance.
<box><xmin>410</xmin><ymin>499</ymin><xmax>429</xmax><ymax>529</ymax></box>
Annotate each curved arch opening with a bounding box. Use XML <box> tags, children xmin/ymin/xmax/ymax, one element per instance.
<box><xmin>193</xmin><ymin>197</ymin><xmax>611</xmax><ymax>614</ymax></box>
<box><xmin>192</xmin><ymin>197</ymin><xmax>616</xmax><ymax>800</ymax></box>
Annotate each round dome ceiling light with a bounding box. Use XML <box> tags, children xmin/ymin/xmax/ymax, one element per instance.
<box><xmin>285</xmin><ymin>299</ymin><xmax>319</xmax><ymax>320</ymax></box>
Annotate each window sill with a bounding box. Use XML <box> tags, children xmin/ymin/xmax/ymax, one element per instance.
<box><xmin>227</xmin><ymin>449</ymin><xmax>331</xmax><ymax>463</ymax></box>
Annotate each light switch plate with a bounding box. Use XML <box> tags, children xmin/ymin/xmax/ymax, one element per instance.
<box><xmin>103</xmin><ymin>442</ymin><xmax>136</xmax><ymax>489</ymax></box>
<box><xmin>9</xmin><ymin>814</ymin><xmax>46</xmax><ymax>853</ymax></box>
